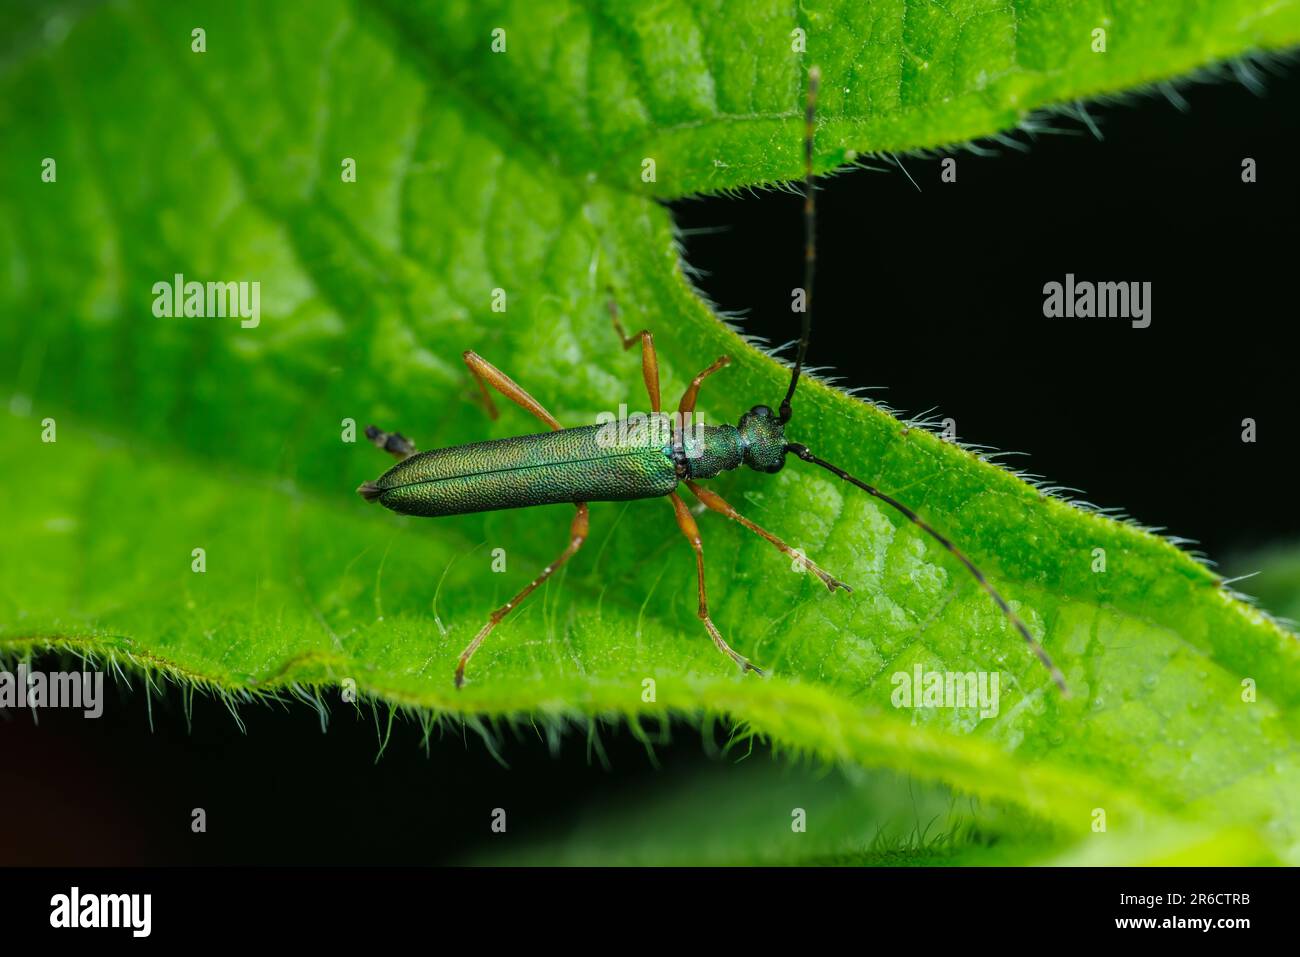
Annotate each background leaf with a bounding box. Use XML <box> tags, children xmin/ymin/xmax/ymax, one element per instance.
<box><xmin>470</xmin><ymin>759</ymin><xmax>1281</xmax><ymax>866</ymax></box>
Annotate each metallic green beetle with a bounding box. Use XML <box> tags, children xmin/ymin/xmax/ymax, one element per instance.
<box><xmin>358</xmin><ymin>68</ymin><xmax>1067</xmax><ymax>694</ymax></box>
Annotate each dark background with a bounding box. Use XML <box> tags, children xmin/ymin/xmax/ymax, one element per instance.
<box><xmin>4</xmin><ymin>67</ymin><xmax>1298</xmax><ymax>865</ymax></box>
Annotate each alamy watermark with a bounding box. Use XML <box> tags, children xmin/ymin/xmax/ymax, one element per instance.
<box><xmin>152</xmin><ymin>273</ymin><xmax>260</xmax><ymax>328</ymax></box>
<box><xmin>50</xmin><ymin>887</ymin><xmax>151</xmax><ymax>937</ymax></box>
<box><xmin>891</xmin><ymin>665</ymin><xmax>1000</xmax><ymax>719</ymax></box>
<box><xmin>0</xmin><ymin>664</ymin><xmax>104</xmax><ymax>718</ymax></box>
<box><xmin>1042</xmin><ymin>274</ymin><xmax>1151</xmax><ymax>328</ymax></box>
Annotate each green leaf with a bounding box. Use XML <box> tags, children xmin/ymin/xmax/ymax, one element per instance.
<box><xmin>3</xmin><ymin>0</ymin><xmax>1299</xmax><ymax>863</ymax></box>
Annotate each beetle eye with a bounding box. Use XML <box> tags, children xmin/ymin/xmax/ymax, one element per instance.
<box><xmin>751</xmin><ymin>404</ymin><xmax>772</xmax><ymax>418</ymax></box>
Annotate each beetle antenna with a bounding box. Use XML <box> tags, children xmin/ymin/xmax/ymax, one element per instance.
<box><xmin>778</xmin><ymin>65</ymin><xmax>820</xmax><ymax>426</ymax></box>
<box><xmin>786</xmin><ymin>442</ymin><xmax>1070</xmax><ymax>695</ymax></box>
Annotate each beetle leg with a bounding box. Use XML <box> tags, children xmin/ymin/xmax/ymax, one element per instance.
<box><xmin>667</xmin><ymin>492</ymin><xmax>765</xmax><ymax>677</ymax></box>
<box><xmin>455</xmin><ymin>502</ymin><xmax>590</xmax><ymax>688</ymax></box>
<box><xmin>364</xmin><ymin>424</ymin><xmax>417</xmax><ymax>461</ymax></box>
<box><xmin>685</xmin><ymin>480</ymin><xmax>851</xmax><ymax>593</ymax></box>
<box><xmin>463</xmin><ymin>350</ymin><xmax>563</xmax><ymax>430</ymax></box>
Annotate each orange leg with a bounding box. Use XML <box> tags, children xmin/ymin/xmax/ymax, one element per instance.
<box><xmin>463</xmin><ymin>350</ymin><xmax>562</xmax><ymax>430</ymax></box>
<box><xmin>668</xmin><ymin>492</ymin><xmax>765</xmax><ymax>676</ymax></box>
<box><xmin>607</xmin><ymin>295</ymin><xmax>662</xmax><ymax>413</ymax></box>
<box><xmin>455</xmin><ymin>503</ymin><xmax>589</xmax><ymax>688</ymax></box>
<box><xmin>685</xmin><ymin>480</ymin><xmax>851</xmax><ymax>593</ymax></box>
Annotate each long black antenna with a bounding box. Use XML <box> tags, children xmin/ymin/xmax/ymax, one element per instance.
<box><xmin>778</xmin><ymin>65</ymin><xmax>819</xmax><ymax>426</ymax></box>
<box><xmin>786</xmin><ymin>443</ymin><xmax>1070</xmax><ymax>695</ymax></box>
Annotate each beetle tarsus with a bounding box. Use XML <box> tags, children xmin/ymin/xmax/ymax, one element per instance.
<box><xmin>365</xmin><ymin>424</ymin><xmax>418</xmax><ymax>461</ymax></box>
